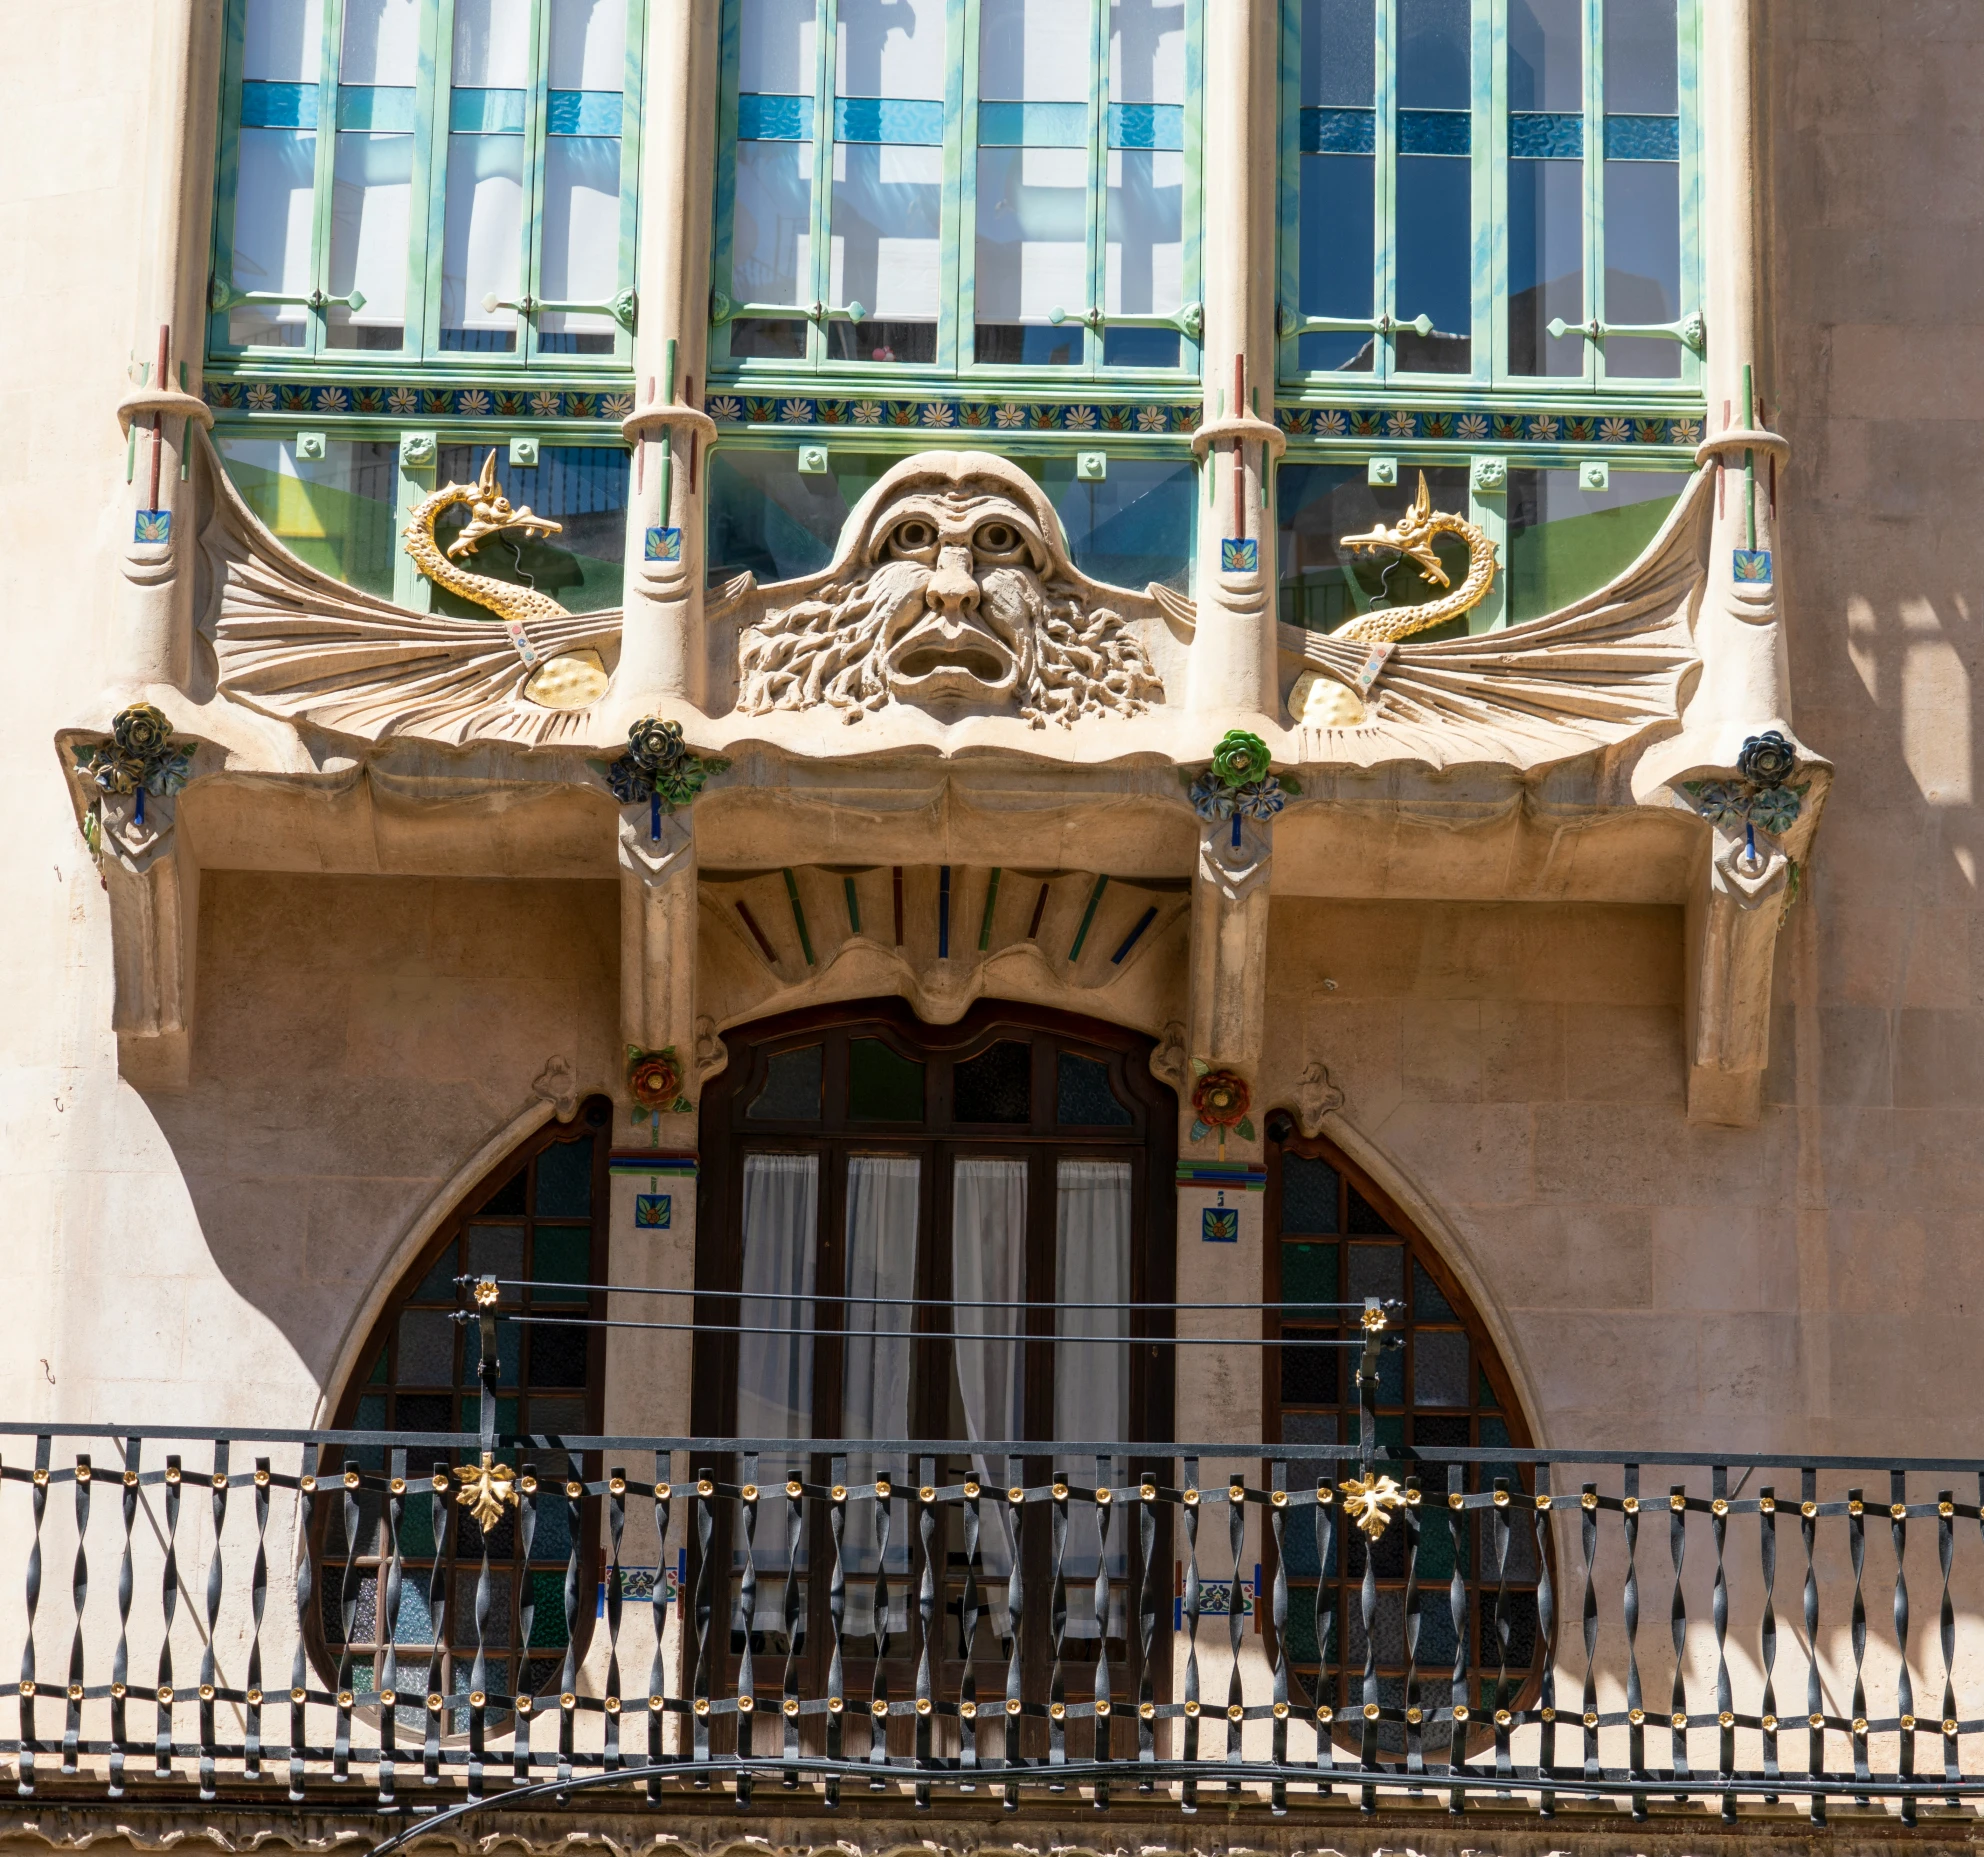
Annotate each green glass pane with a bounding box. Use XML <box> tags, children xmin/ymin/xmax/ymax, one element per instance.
<box><xmin>1411</xmin><ymin>1258</ymin><xmax>1456</xmax><ymax>1321</ymax></box>
<box><xmin>1506</xmin><ymin>470</ymin><xmax>1683</xmax><ymax>621</ymax></box>
<box><xmin>412</xmin><ymin>1248</ymin><xmax>459</xmax><ymax>1304</ymax></box>
<box><xmin>1413</xmin><ymin>1513</ymin><xmax>1456</xmax><ymax>1580</ymax></box>
<box><xmin>397</xmin><ymin>1498</ymin><xmax>437</xmax><ymax>1557</ymax></box>
<box><xmin>355</xmin><ymin>1394</ymin><xmax>388</xmax><ymax>1430</ymax></box>
<box><xmin>482</xmin><ymin>1168</ymin><xmax>528</xmax><ymax>1215</ymax></box>
<box><xmin>1280</xmin><ymin>1156</ymin><xmax>1339</xmax><ymax>1234</ymax></box>
<box><xmin>533</xmin><ymin>1139</ymin><xmax>593</xmax><ymax>1217</ymax></box>
<box><xmin>849</xmin><ymin>1037</ymin><xmax>925</xmax><ymax>1122</ymax></box>
<box><xmin>530</xmin><ymin>1226</ymin><xmax>591</xmax><ymax>1303</ymax></box>
<box><xmin>1282</xmin><ymin>1592</ymin><xmax>1320</xmax><ymax>1663</ymax></box>
<box><xmin>529</xmin><ymin>1570</ymin><xmax>572</xmax><ymax>1646</ymax></box>
<box><xmin>1282</xmin><ymin>1241</ymin><xmax>1338</xmax><ymax>1305</ymax></box>
<box><xmin>216</xmin><ymin>437</ymin><xmax>401</xmax><ymax>595</ymax></box>
<box><xmin>1477</xmin><ymin>1367</ymin><xmax>1499</xmax><ymax>1408</ymax></box>
<box><xmin>366</xmin><ymin>1348</ymin><xmax>389</xmax><ymax>1383</ymax></box>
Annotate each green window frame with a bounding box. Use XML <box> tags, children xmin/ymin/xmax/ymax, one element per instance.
<box><xmin>1276</xmin><ymin>0</ymin><xmax>1701</xmax><ymax>395</ymax></box>
<box><xmin>209</xmin><ymin>0</ymin><xmax>646</xmax><ymax>370</ymax></box>
<box><xmin>709</xmin><ymin>0</ymin><xmax>1203</xmax><ymax>385</ymax></box>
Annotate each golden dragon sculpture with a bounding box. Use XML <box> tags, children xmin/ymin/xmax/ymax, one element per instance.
<box><xmin>1331</xmin><ymin>470</ymin><xmax>1498</xmax><ymax>644</ymax></box>
<box><xmin>403</xmin><ymin>450</ymin><xmax>609</xmax><ymax>710</ymax></box>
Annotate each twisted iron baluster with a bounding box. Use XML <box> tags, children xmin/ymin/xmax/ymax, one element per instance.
<box><xmin>960</xmin><ymin>1469</ymin><xmax>983</xmax><ymax>1779</ymax></box>
<box><xmin>110</xmin><ymin>1440</ymin><xmax>140</xmax><ymax>1799</ymax></box>
<box><xmin>779</xmin><ymin>1466</ymin><xmax>803</xmax><ymax>1788</ymax></box>
<box><xmin>421</xmin><ymin>1462</ymin><xmax>450</xmax><ymax>1786</ymax></box>
<box><xmin>1094</xmin><ymin>1455</ymin><xmax>1113</xmax><ymax>1810</ymax></box>
<box><xmin>287</xmin><ymin>1443</ymin><xmax>317</xmax><ymax>1801</ymax></box>
<box><xmin>1225</xmin><ymin>1471</ymin><xmax>1245</xmax><ymax>1797</ymax></box>
<box><xmin>1137</xmin><ymin>1469</ymin><xmax>1156</xmax><ymax>1790</ymax></box>
<box><xmin>1712</xmin><ymin>1467</ymin><xmax>1732</xmax><ymax>1819</ymax></box>
<box><xmin>1579</xmin><ymin>1482</ymin><xmax>1598</xmax><ymax>1784</ymax></box>
<box><xmin>869</xmin><ymin>1470</ymin><xmax>894</xmax><ymax>1785</ymax></box>
<box><xmin>1848</xmin><ymin>1485</ymin><xmax>1868</xmax><ymax>1794</ymax></box>
<box><xmin>1447</xmin><ymin>1464</ymin><xmax>1469</xmax><ymax>1813</ymax></box>
<box><xmin>1047</xmin><ymin>1473</ymin><xmax>1068</xmax><ymax>1772</ymax></box>
<box><xmin>1891</xmin><ymin>1469</ymin><xmax>1913</xmax><ymax>1825</ymax></box>
<box><xmin>1534</xmin><ymin>1466</ymin><xmax>1555</xmax><ymax>1816</ymax></box>
<box><xmin>1622</xmin><ymin>1464</ymin><xmax>1644</xmax><ymax>1818</ymax></box>
<box><xmin>649</xmin><ymin>1455</ymin><xmax>673</xmax><ymax>1802</ymax></box>
<box><xmin>914</xmin><ymin>1458</ymin><xmax>936</xmax><ymax>1808</ymax></box>
<box><xmin>1000</xmin><ymin>1458</ymin><xmax>1022</xmax><ymax>1813</ymax></box>
<box><xmin>1939</xmin><ymin>1487</ymin><xmax>1957</xmax><ymax>1804</ymax></box>
<box><xmin>1181</xmin><ymin>1455</ymin><xmax>1201</xmax><ymax>1813</ymax></box>
<box><xmin>825</xmin><ymin>1457</ymin><xmax>846</xmax><ymax>1808</ymax></box>
<box><xmin>1491</xmin><ymin>1478</ymin><xmax>1512</xmax><ymax>1782</ymax></box>
<box><xmin>512</xmin><ymin>1461</ymin><xmax>537</xmax><ymax>1786</ymax></box>
<box><xmin>246</xmin><ymin>1457</ymin><xmax>269</xmax><ymax>1783</ymax></box>
<box><xmin>1803</xmin><ymin>1466</ymin><xmax>1824</xmax><ymax>1825</ymax></box>
<box><xmin>1667</xmin><ymin>1483</ymin><xmax>1689</xmax><ymax>1787</ymax></box>
<box><xmin>692</xmin><ymin>1466</ymin><xmax>717</xmax><ymax>1785</ymax></box>
<box><xmin>1268</xmin><ymin>1461</ymin><xmax>1289</xmax><ymax>1815</ymax></box>
<box><xmin>18</xmin><ymin>1438</ymin><xmax>46</xmax><ymax>1796</ymax></box>
<box><xmin>735</xmin><ymin>1460</ymin><xmax>758</xmax><ymax>1807</ymax></box>
<box><xmin>158</xmin><ymin>1453</ymin><xmax>183</xmax><ymax>1783</ymax></box>
<box><xmin>605</xmin><ymin>1465</ymin><xmax>626</xmax><ymax>1775</ymax></box>
<box><xmin>1759</xmin><ymin>1484</ymin><xmax>1779</xmax><ymax>1790</ymax></box>
<box><xmin>375</xmin><ymin>1446</ymin><xmax>402</xmax><ymax>1807</ymax></box>
<box><xmin>332</xmin><ymin>1459</ymin><xmax>359</xmax><ymax>1784</ymax></box>
<box><xmin>466</xmin><ymin>1467</ymin><xmax>493</xmax><ymax>1802</ymax></box>
<box><xmin>1316</xmin><ymin>1469</ymin><xmax>1337</xmax><ymax>1797</ymax></box>
<box><xmin>556</xmin><ymin>1472</ymin><xmax>581</xmax><ymax>1785</ymax></box>
<box><xmin>62</xmin><ymin>1455</ymin><xmax>90</xmax><ymax>1777</ymax></box>
<box><xmin>1401</xmin><ymin>1472</ymin><xmax>1421</xmax><ymax>1778</ymax></box>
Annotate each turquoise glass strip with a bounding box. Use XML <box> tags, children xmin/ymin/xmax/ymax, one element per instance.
<box><xmin>736</xmin><ymin>91</ymin><xmax>814</xmax><ymax>140</ymax></box>
<box><xmin>977</xmin><ymin>99</ymin><xmax>1088</xmax><ymax>147</ymax></box>
<box><xmin>449</xmin><ymin>88</ymin><xmax>527</xmax><ymax>132</ymax></box>
<box><xmin>336</xmin><ymin>86</ymin><xmax>417</xmax><ymax>132</ymax></box>
<box><xmin>833</xmin><ymin>96</ymin><xmax>945</xmax><ymax>144</ymax></box>
<box><xmin>1508</xmin><ymin>112</ymin><xmax>1583</xmax><ymax>158</ymax></box>
<box><xmin>1603</xmin><ymin>113</ymin><xmax>1680</xmax><ymax>159</ymax></box>
<box><xmin>241</xmin><ymin>80</ymin><xmax>318</xmax><ymax>129</ymax></box>
<box><xmin>1107</xmin><ymin>102</ymin><xmax>1185</xmax><ymax>150</ymax></box>
<box><xmin>1298</xmin><ymin>106</ymin><xmax>1374</xmax><ymax>154</ymax></box>
<box><xmin>1397</xmin><ymin>108</ymin><xmax>1469</xmax><ymax>155</ymax></box>
<box><xmin>547</xmin><ymin>89</ymin><xmax>624</xmax><ymax>135</ymax></box>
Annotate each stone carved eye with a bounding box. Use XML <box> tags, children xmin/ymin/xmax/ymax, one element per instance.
<box><xmin>887</xmin><ymin>518</ymin><xmax>939</xmax><ymax>558</ymax></box>
<box><xmin>973</xmin><ymin>521</ymin><xmax>1024</xmax><ymax>560</ymax></box>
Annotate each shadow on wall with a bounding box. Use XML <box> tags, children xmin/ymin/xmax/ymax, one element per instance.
<box><xmin>138</xmin><ymin>871</ymin><xmax>622</xmax><ymax>1412</ymax></box>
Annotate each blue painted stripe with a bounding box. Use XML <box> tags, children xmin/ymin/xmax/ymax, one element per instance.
<box><xmin>547</xmin><ymin>89</ymin><xmax>624</xmax><ymax>135</ymax></box>
<box><xmin>241</xmin><ymin>80</ymin><xmax>318</xmax><ymax>129</ymax></box>
<box><xmin>977</xmin><ymin>99</ymin><xmax>1088</xmax><ymax>147</ymax></box>
<box><xmin>449</xmin><ymin>87</ymin><xmax>526</xmax><ymax>132</ymax></box>
<box><xmin>608</xmin><ymin>1151</ymin><xmax>699</xmax><ymax>1176</ymax></box>
<box><xmin>737</xmin><ymin>91</ymin><xmax>814</xmax><ymax>140</ymax></box>
<box><xmin>336</xmin><ymin>85</ymin><xmax>416</xmax><ymax>132</ymax></box>
<box><xmin>1398</xmin><ymin>108</ymin><xmax>1469</xmax><ymax>155</ymax></box>
<box><xmin>1176</xmin><ymin>1163</ymin><xmax>1267</xmax><ymax>1191</ymax></box>
<box><xmin>1107</xmin><ymin>102</ymin><xmax>1184</xmax><ymax>150</ymax></box>
<box><xmin>1298</xmin><ymin>106</ymin><xmax>1374</xmax><ymax>154</ymax></box>
<box><xmin>1509</xmin><ymin>111</ymin><xmax>1583</xmax><ymax>158</ymax></box>
<box><xmin>834</xmin><ymin>95</ymin><xmax>945</xmax><ymax>144</ymax></box>
<box><xmin>1604</xmin><ymin>112</ymin><xmax>1679</xmax><ymax>159</ymax></box>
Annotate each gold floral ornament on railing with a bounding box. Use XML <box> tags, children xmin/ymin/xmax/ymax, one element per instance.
<box><xmin>1338</xmin><ymin>1471</ymin><xmax>1409</xmax><ymax>1542</ymax></box>
<box><xmin>453</xmin><ymin>1452</ymin><xmax>519</xmax><ymax>1532</ymax></box>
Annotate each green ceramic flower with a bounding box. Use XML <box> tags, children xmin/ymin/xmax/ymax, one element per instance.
<box><xmin>626</xmin><ymin>715</ymin><xmax>686</xmax><ymax>772</ymax></box>
<box><xmin>1209</xmin><ymin>729</ymin><xmax>1270</xmax><ymax>789</ymax></box>
<box><xmin>111</xmin><ymin>703</ymin><xmax>173</xmax><ymax>760</ymax></box>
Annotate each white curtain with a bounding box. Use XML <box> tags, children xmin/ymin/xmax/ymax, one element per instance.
<box><xmin>840</xmin><ymin>1156</ymin><xmax>920</xmax><ymax>1635</ymax></box>
<box><xmin>951</xmin><ymin>1157</ymin><xmax>1027</xmax><ymax>1630</ymax></box>
<box><xmin>1055</xmin><ymin>1159</ymin><xmax>1132</xmax><ymax>1636</ymax></box>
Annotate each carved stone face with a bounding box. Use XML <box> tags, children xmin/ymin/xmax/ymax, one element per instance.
<box><xmin>736</xmin><ymin>454</ymin><xmax>1164</xmax><ymax>728</ymax></box>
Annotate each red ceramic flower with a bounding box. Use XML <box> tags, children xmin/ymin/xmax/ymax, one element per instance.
<box><xmin>1191</xmin><ymin>1069</ymin><xmax>1251</xmax><ymax>1128</ymax></box>
<box><xmin>627</xmin><ymin>1048</ymin><xmax>683</xmax><ymax>1110</ymax></box>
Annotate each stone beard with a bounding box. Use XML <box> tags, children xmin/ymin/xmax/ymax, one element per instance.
<box><xmin>736</xmin><ymin>479</ymin><xmax>1165</xmax><ymax>728</ymax></box>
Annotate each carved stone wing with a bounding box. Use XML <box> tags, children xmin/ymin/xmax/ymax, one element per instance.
<box><xmin>1280</xmin><ymin>465</ymin><xmax>1710</xmax><ymax>767</ymax></box>
<box><xmin>196</xmin><ymin>434</ymin><xmax>620</xmax><ymax>748</ymax></box>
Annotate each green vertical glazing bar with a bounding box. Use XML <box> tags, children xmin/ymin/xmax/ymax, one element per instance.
<box><xmin>1742</xmin><ymin>361</ymin><xmax>1756</xmax><ymax>549</ymax></box>
<box><xmin>782</xmin><ymin>868</ymin><xmax>816</xmax><ymax>967</ymax></box>
<box><xmin>656</xmin><ymin>336</ymin><xmax>677</xmax><ymax>521</ymax></box>
<box><xmin>843</xmin><ymin>875</ymin><xmax>861</xmax><ymax>935</ymax></box>
<box><xmin>977</xmin><ymin>868</ymin><xmax>1002</xmax><ymax>951</ymax></box>
<box><xmin>1068</xmin><ymin>874</ymin><xmax>1109</xmax><ymax>963</ymax></box>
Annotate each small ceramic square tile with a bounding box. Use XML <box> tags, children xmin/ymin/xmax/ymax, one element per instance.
<box><xmin>634</xmin><ymin>1193</ymin><xmax>671</xmax><ymax>1229</ymax></box>
<box><xmin>1202</xmin><ymin>1205</ymin><xmax>1240</xmax><ymax>1243</ymax></box>
<box><xmin>1733</xmin><ymin>549</ymin><xmax>1773</xmax><ymax>584</ymax></box>
<box><xmin>1220</xmin><ymin>537</ymin><xmax>1258</xmax><ymax>573</ymax></box>
<box><xmin>133</xmin><ymin>510</ymin><xmax>171</xmax><ymax>544</ymax></box>
<box><xmin>644</xmin><ymin>526</ymin><xmax>682</xmax><ymax>562</ymax></box>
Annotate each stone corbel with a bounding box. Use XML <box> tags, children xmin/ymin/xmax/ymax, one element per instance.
<box><xmin>1673</xmin><ymin>731</ymin><xmax>1831</xmax><ymax>1127</ymax></box>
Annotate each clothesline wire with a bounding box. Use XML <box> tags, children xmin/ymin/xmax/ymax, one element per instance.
<box><xmin>454</xmin><ymin>1310</ymin><xmax>1389</xmax><ymax>1348</ymax></box>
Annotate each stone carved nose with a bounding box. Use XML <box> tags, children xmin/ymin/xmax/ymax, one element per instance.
<box><xmin>924</xmin><ymin>543</ymin><xmax>981</xmax><ymax>617</ymax></box>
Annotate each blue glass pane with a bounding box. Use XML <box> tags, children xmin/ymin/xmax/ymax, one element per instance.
<box><xmin>1397</xmin><ymin>108</ymin><xmax>1469</xmax><ymax>155</ymax></box>
<box><xmin>737</xmin><ymin>91</ymin><xmax>814</xmax><ymax>139</ymax></box>
<box><xmin>533</xmin><ymin>1139</ymin><xmax>593</xmax><ymax>1217</ymax></box>
<box><xmin>1509</xmin><ymin>0</ymin><xmax>1582</xmax><ymax>110</ymax></box>
<box><xmin>241</xmin><ymin>79</ymin><xmax>319</xmax><ymax>128</ymax></box>
<box><xmin>1056</xmin><ymin>1052</ymin><xmax>1132</xmax><ymax>1127</ymax></box>
<box><xmin>977</xmin><ymin>99</ymin><xmax>1088</xmax><ymax>146</ymax></box>
<box><xmin>1298</xmin><ymin>106</ymin><xmax>1374</xmax><ymax>153</ymax></box>
<box><xmin>1300</xmin><ymin>0</ymin><xmax>1374</xmax><ymax>107</ymax></box>
<box><xmin>1021</xmin><ymin>457</ymin><xmax>1197</xmax><ymax>589</ymax></box>
<box><xmin>546</xmin><ymin>88</ymin><xmax>623</xmax><ymax>134</ymax></box>
<box><xmin>1397</xmin><ymin>0</ymin><xmax>1468</xmax><ymax>109</ymax></box>
<box><xmin>1508</xmin><ymin>111</ymin><xmax>1583</xmax><ymax>158</ymax></box>
<box><xmin>449</xmin><ymin>87</ymin><xmax>527</xmax><ymax>132</ymax></box>
<box><xmin>1101</xmin><ymin>326</ymin><xmax>1180</xmax><ymax>367</ymax></box>
<box><xmin>1393</xmin><ymin>152</ymin><xmax>1471</xmax><ymax>371</ymax></box>
<box><xmin>706</xmin><ymin>449</ymin><xmax>894</xmax><ymax>583</ymax></box>
<box><xmin>1107</xmin><ymin>102</ymin><xmax>1184</xmax><ymax>150</ymax></box>
<box><xmin>1604</xmin><ymin>113</ymin><xmax>1679</xmax><ymax>160</ymax></box>
<box><xmin>834</xmin><ymin>95</ymin><xmax>945</xmax><ymax>144</ymax></box>
<box><xmin>335</xmin><ymin>84</ymin><xmax>415</xmax><ymax>130</ymax></box>
<box><xmin>1296</xmin><ymin>152</ymin><xmax>1374</xmax><ymax>372</ymax></box>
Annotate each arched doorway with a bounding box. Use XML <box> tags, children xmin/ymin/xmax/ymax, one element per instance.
<box><xmin>692</xmin><ymin>998</ymin><xmax>1177</xmax><ymax>1753</ymax></box>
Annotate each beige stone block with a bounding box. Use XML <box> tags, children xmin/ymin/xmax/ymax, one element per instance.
<box><xmin>1651</xmin><ymin>1205</ymin><xmax>1798</xmax><ymax>1315</ymax></box>
<box><xmin>1400</xmin><ymin>998</ymin><xmax>1481</xmax><ymax>1102</ymax></box>
<box><xmin>1480</xmin><ymin>999</ymin><xmax>1564</xmax><ymax>1101</ymax></box>
<box><xmin>1375</xmin><ymin>1100</ymin><xmax>1536</xmax><ymax>1208</ymax></box>
<box><xmin>1563</xmin><ymin>1003</ymin><xmax>1684</xmax><ymax>1104</ymax></box>
<box><xmin>1301</xmin><ymin>997</ymin><xmax>1402</xmax><ymax>1125</ymax></box>
<box><xmin>1894</xmin><ymin>1008</ymin><xmax>1984</xmax><ymax>1107</ymax></box>
<box><xmin>1478</xmin><ymin>1203</ymin><xmax>1652</xmax><ymax>1314</ymax></box>
<box><xmin>1531</xmin><ymin>1102</ymin><xmax>1785</xmax><ymax>1208</ymax></box>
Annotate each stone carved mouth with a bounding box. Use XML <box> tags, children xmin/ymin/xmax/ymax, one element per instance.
<box><xmin>885</xmin><ymin>614</ymin><xmax>1018</xmax><ymax>698</ymax></box>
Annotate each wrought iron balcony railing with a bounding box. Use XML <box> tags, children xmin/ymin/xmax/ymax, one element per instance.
<box><xmin>4</xmin><ymin>1317</ymin><xmax>1984</xmax><ymax>1842</ymax></box>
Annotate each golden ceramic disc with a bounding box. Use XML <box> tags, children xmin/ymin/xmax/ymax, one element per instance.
<box><xmin>523</xmin><ymin>648</ymin><xmax>609</xmax><ymax>710</ymax></box>
<box><xmin>1289</xmin><ymin>667</ymin><xmax>1366</xmax><ymax>729</ymax></box>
